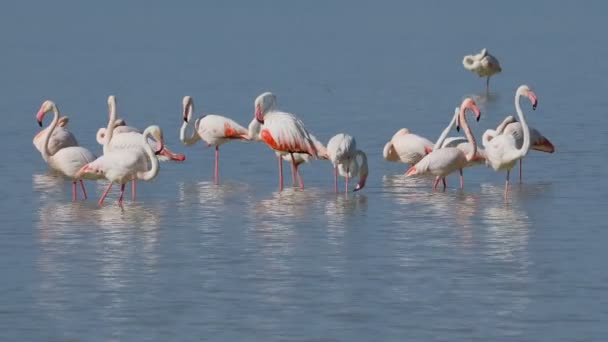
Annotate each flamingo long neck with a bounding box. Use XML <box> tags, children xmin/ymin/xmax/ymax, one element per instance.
<box><xmin>356</xmin><ymin>150</ymin><xmax>368</xmax><ymax>177</ymax></box>
<box><xmin>41</xmin><ymin>105</ymin><xmax>60</xmax><ymax>159</ymax></box>
<box><xmin>514</xmin><ymin>91</ymin><xmax>531</xmax><ymax>158</ymax></box>
<box><xmin>495</xmin><ymin>115</ymin><xmax>516</xmax><ymax>134</ymax></box>
<box><xmin>136</xmin><ymin>128</ymin><xmax>160</xmax><ymax>181</ymax></box>
<box><xmin>460</xmin><ymin>107</ymin><xmax>477</xmax><ymax>161</ymax></box>
<box><xmin>433</xmin><ymin>109</ymin><xmax>460</xmax><ymax>150</ymax></box>
<box><xmin>179</xmin><ymin>102</ymin><xmax>200</xmax><ymax>146</ymax></box>
<box><xmin>103</xmin><ymin>100</ymin><xmax>118</xmax><ymax>153</ymax></box>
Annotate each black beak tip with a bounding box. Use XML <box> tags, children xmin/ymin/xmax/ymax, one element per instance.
<box><xmin>476</xmin><ymin>116</ymin><xmax>480</xmax><ymax>122</ymax></box>
<box><xmin>456</xmin><ymin>126</ymin><xmax>460</xmax><ymax>132</ymax></box>
<box><xmin>183</xmin><ymin>117</ymin><xmax>188</xmax><ymax>123</ymax></box>
<box><xmin>37</xmin><ymin>120</ymin><xmax>42</xmax><ymax>127</ymax></box>
<box><xmin>532</xmin><ymin>103</ymin><xmax>537</xmax><ymax>110</ymax></box>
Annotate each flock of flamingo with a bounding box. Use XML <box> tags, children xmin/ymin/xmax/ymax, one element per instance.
<box><xmin>33</xmin><ymin>48</ymin><xmax>554</xmax><ymax>207</ymax></box>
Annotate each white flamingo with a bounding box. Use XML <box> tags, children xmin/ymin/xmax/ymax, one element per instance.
<box><xmin>482</xmin><ymin>85</ymin><xmax>538</xmax><ymax>197</ymax></box>
<box><xmin>253</xmin><ymin>92</ymin><xmax>318</xmax><ymax>192</ymax></box>
<box><xmin>406</xmin><ymin>98</ymin><xmax>483</xmax><ymax>191</ymax></box>
<box><xmin>77</xmin><ymin>125</ymin><xmax>162</xmax><ymax>207</ymax></box>
<box><xmin>180</xmin><ymin>96</ymin><xmax>249</xmax><ymax>185</ymax></box>
<box><xmin>33</xmin><ymin>116</ymin><xmax>78</xmax><ymax>158</ymax></box>
<box><xmin>36</xmin><ymin>100</ymin><xmax>98</xmax><ymax>201</ymax></box>
<box><xmin>337</xmin><ymin>149</ymin><xmax>369</xmax><ymax>192</ymax></box>
<box><xmin>383</xmin><ymin>128</ymin><xmax>434</xmax><ymax>169</ymax></box>
<box><xmin>327</xmin><ymin>133</ymin><xmax>358</xmax><ymax>193</ymax></box>
<box><xmin>463</xmin><ymin>48</ymin><xmax>502</xmax><ymax>93</ymax></box>
<box><xmin>492</xmin><ymin>114</ymin><xmax>555</xmax><ymax>183</ymax></box>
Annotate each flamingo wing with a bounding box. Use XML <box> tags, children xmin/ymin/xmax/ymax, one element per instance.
<box><xmin>260</xmin><ymin>112</ymin><xmax>318</xmax><ymax>157</ymax></box>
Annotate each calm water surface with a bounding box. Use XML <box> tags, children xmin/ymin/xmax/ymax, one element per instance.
<box><xmin>1</xmin><ymin>1</ymin><xmax>607</xmax><ymax>341</ymax></box>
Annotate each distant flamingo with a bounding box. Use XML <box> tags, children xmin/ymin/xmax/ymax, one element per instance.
<box><xmin>482</xmin><ymin>85</ymin><xmax>538</xmax><ymax>197</ymax></box>
<box><xmin>493</xmin><ymin>115</ymin><xmax>555</xmax><ymax>183</ymax></box>
<box><xmin>253</xmin><ymin>92</ymin><xmax>318</xmax><ymax>191</ymax></box>
<box><xmin>327</xmin><ymin>133</ymin><xmax>358</xmax><ymax>193</ymax></box>
<box><xmin>383</xmin><ymin>128</ymin><xmax>434</xmax><ymax>169</ymax></box>
<box><xmin>406</xmin><ymin>98</ymin><xmax>483</xmax><ymax>191</ymax></box>
<box><xmin>180</xmin><ymin>96</ymin><xmax>249</xmax><ymax>185</ymax></box>
<box><xmin>247</xmin><ymin>118</ymin><xmax>327</xmax><ymax>188</ymax></box>
<box><xmin>463</xmin><ymin>48</ymin><xmax>502</xmax><ymax>93</ymax></box>
<box><xmin>36</xmin><ymin>100</ymin><xmax>98</xmax><ymax>201</ymax></box>
<box><xmin>337</xmin><ymin>149</ymin><xmax>369</xmax><ymax>192</ymax></box>
<box><xmin>77</xmin><ymin>125</ymin><xmax>162</xmax><ymax>207</ymax></box>
<box><xmin>33</xmin><ymin>115</ymin><xmax>78</xmax><ymax>158</ymax></box>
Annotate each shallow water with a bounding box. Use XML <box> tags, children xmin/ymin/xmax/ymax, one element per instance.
<box><xmin>1</xmin><ymin>1</ymin><xmax>607</xmax><ymax>341</ymax></box>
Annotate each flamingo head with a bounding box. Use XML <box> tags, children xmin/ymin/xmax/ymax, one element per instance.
<box><xmin>107</xmin><ymin>95</ymin><xmax>117</xmax><ymax>117</ymax></box>
<box><xmin>353</xmin><ymin>151</ymin><xmax>369</xmax><ymax>192</ymax></box>
<box><xmin>182</xmin><ymin>96</ymin><xmax>193</xmax><ymax>123</ymax></box>
<box><xmin>518</xmin><ymin>85</ymin><xmax>538</xmax><ymax>110</ymax></box>
<box><xmin>456</xmin><ymin>98</ymin><xmax>481</xmax><ymax>131</ymax></box>
<box><xmin>114</xmin><ymin>118</ymin><xmax>127</xmax><ymax>127</ymax></box>
<box><xmin>145</xmin><ymin>125</ymin><xmax>165</xmax><ymax>155</ymax></box>
<box><xmin>58</xmin><ymin>116</ymin><xmax>69</xmax><ymax>127</ymax></box>
<box><xmin>254</xmin><ymin>92</ymin><xmax>277</xmax><ymax>123</ymax></box>
<box><xmin>36</xmin><ymin>100</ymin><xmax>55</xmax><ymax>127</ymax></box>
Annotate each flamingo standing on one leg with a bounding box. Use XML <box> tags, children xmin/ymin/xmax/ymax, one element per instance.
<box><xmin>327</xmin><ymin>133</ymin><xmax>358</xmax><ymax>193</ymax></box>
<box><xmin>253</xmin><ymin>92</ymin><xmax>318</xmax><ymax>192</ymax></box>
<box><xmin>180</xmin><ymin>96</ymin><xmax>249</xmax><ymax>185</ymax></box>
<box><xmin>492</xmin><ymin>115</ymin><xmax>555</xmax><ymax>183</ymax></box>
<box><xmin>77</xmin><ymin>125</ymin><xmax>163</xmax><ymax>207</ymax></box>
<box><xmin>406</xmin><ymin>98</ymin><xmax>483</xmax><ymax>191</ymax></box>
<box><xmin>383</xmin><ymin>128</ymin><xmax>434</xmax><ymax>169</ymax></box>
<box><xmin>463</xmin><ymin>48</ymin><xmax>502</xmax><ymax>94</ymax></box>
<box><xmin>35</xmin><ymin>100</ymin><xmax>99</xmax><ymax>201</ymax></box>
<box><xmin>482</xmin><ymin>85</ymin><xmax>539</xmax><ymax>198</ymax></box>
<box><xmin>337</xmin><ymin>149</ymin><xmax>369</xmax><ymax>192</ymax></box>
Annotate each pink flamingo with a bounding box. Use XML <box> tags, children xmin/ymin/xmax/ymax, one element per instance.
<box><xmin>36</xmin><ymin>100</ymin><xmax>98</xmax><ymax>201</ymax></box>
<box><xmin>327</xmin><ymin>133</ymin><xmax>359</xmax><ymax>193</ymax></box>
<box><xmin>482</xmin><ymin>85</ymin><xmax>539</xmax><ymax>197</ymax></box>
<box><xmin>492</xmin><ymin>115</ymin><xmax>555</xmax><ymax>183</ymax></box>
<box><xmin>462</xmin><ymin>48</ymin><xmax>502</xmax><ymax>93</ymax></box>
<box><xmin>77</xmin><ymin>125</ymin><xmax>163</xmax><ymax>207</ymax></box>
<box><xmin>180</xmin><ymin>96</ymin><xmax>249</xmax><ymax>185</ymax></box>
<box><xmin>336</xmin><ymin>149</ymin><xmax>369</xmax><ymax>192</ymax></box>
<box><xmin>253</xmin><ymin>92</ymin><xmax>318</xmax><ymax>192</ymax></box>
<box><xmin>406</xmin><ymin>98</ymin><xmax>483</xmax><ymax>191</ymax></box>
<box><xmin>383</xmin><ymin>128</ymin><xmax>434</xmax><ymax>169</ymax></box>
<box><xmin>33</xmin><ymin>115</ymin><xmax>77</xmax><ymax>158</ymax></box>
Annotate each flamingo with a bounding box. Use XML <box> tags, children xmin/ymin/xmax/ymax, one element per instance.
<box><xmin>76</xmin><ymin>125</ymin><xmax>163</xmax><ymax>207</ymax></box>
<box><xmin>336</xmin><ymin>149</ymin><xmax>369</xmax><ymax>192</ymax></box>
<box><xmin>253</xmin><ymin>92</ymin><xmax>318</xmax><ymax>192</ymax></box>
<box><xmin>35</xmin><ymin>100</ymin><xmax>98</xmax><ymax>201</ymax></box>
<box><xmin>492</xmin><ymin>115</ymin><xmax>555</xmax><ymax>183</ymax></box>
<box><xmin>33</xmin><ymin>115</ymin><xmax>78</xmax><ymax>158</ymax></box>
<box><xmin>327</xmin><ymin>133</ymin><xmax>359</xmax><ymax>193</ymax></box>
<box><xmin>180</xmin><ymin>96</ymin><xmax>249</xmax><ymax>185</ymax></box>
<box><xmin>247</xmin><ymin>118</ymin><xmax>327</xmax><ymax>188</ymax></box>
<box><xmin>383</xmin><ymin>128</ymin><xmax>434</xmax><ymax>168</ymax></box>
<box><xmin>482</xmin><ymin>85</ymin><xmax>539</xmax><ymax>197</ymax></box>
<box><xmin>406</xmin><ymin>98</ymin><xmax>483</xmax><ymax>191</ymax></box>
<box><xmin>463</xmin><ymin>48</ymin><xmax>502</xmax><ymax>93</ymax></box>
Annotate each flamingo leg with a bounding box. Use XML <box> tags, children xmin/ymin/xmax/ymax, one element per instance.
<box><xmin>442</xmin><ymin>177</ymin><xmax>447</xmax><ymax>190</ymax></box>
<box><xmin>519</xmin><ymin>159</ymin><xmax>523</xmax><ymax>184</ymax></box>
<box><xmin>289</xmin><ymin>153</ymin><xmax>296</xmax><ymax>187</ymax></box>
<box><xmin>132</xmin><ymin>180</ymin><xmax>137</xmax><ymax>201</ymax></box>
<box><xmin>296</xmin><ymin>165</ymin><xmax>304</xmax><ymax>189</ymax></box>
<box><xmin>118</xmin><ymin>183</ymin><xmax>126</xmax><ymax>206</ymax></box>
<box><xmin>433</xmin><ymin>177</ymin><xmax>440</xmax><ymax>191</ymax></box>
<box><xmin>79</xmin><ymin>180</ymin><xmax>87</xmax><ymax>200</ymax></box>
<box><xmin>504</xmin><ymin>170</ymin><xmax>511</xmax><ymax>198</ymax></box>
<box><xmin>98</xmin><ymin>183</ymin><xmax>113</xmax><ymax>206</ymax></box>
<box><xmin>334</xmin><ymin>166</ymin><xmax>338</xmax><ymax>193</ymax></box>
<box><xmin>214</xmin><ymin>145</ymin><xmax>219</xmax><ymax>185</ymax></box>
<box><xmin>486</xmin><ymin>76</ymin><xmax>490</xmax><ymax>94</ymax></box>
<box><xmin>345</xmin><ymin>164</ymin><xmax>349</xmax><ymax>193</ymax></box>
<box><xmin>72</xmin><ymin>181</ymin><xmax>77</xmax><ymax>201</ymax></box>
<box><xmin>278</xmin><ymin>155</ymin><xmax>284</xmax><ymax>192</ymax></box>
<box><xmin>459</xmin><ymin>169</ymin><xmax>464</xmax><ymax>189</ymax></box>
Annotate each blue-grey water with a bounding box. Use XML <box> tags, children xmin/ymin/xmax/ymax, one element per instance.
<box><xmin>1</xmin><ymin>1</ymin><xmax>607</xmax><ymax>341</ymax></box>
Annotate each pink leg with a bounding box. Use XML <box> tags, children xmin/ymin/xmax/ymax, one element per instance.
<box><xmin>504</xmin><ymin>170</ymin><xmax>511</xmax><ymax>198</ymax></box>
<box><xmin>442</xmin><ymin>177</ymin><xmax>447</xmax><ymax>190</ymax></box>
<box><xmin>278</xmin><ymin>155</ymin><xmax>284</xmax><ymax>192</ymax></box>
<box><xmin>296</xmin><ymin>166</ymin><xmax>304</xmax><ymax>189</ymax></box>
<box><xmin>132</xmin><ymin>180</ymin><xmax>137</xmax><ymax>201</ymax></box>
<box><xmin>98</xmin><ymin>183</ymin><xmax>113</xmax><ymax>206</ymax></box>
<box><xmin>214</xmin><ymin>145</ymin><xmax>219</xmax><ymax>185</ymax></box>
<box><xmin>79</xmin><ymin>180</ymin><xmax>87</xmax><ymax>200</ymax></box>
<box><xmin>290</xmin><ymin>153</ymin><xmax>296</xmax><ymax>187</ymax></box>
<box><xmin>433</xmin><ymin>177</ymin><xmax>440</xmax><ymax>191</ymax></box>
<box><xmin>72</xmin><ymin>181</ymin><xmax>77</xmax><ymax>201</ymax></box>
<box><xmin>118</xmin><ymin>183</ymin><xmax>126</xmax><ymax>206</ymax></box>
<box><xmin>519</xmin><ymin>159</ymin><xmax>523</xmax><ymax>184</ymax></box>
<box><xmin>334</xmin><ymin>166</ymin><xmax>338</xmax><ymax>193</ymax></box>
<box><xmin>459</xmin><ymin>169</ymin><xmax>464</xmax><ymax>189</ymax></box>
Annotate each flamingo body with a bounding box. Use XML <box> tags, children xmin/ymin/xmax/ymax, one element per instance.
<box><xmin>383</xmin><ymin>128</ymin><xmax>433</xmax><ymax>165</ymax></box>
<box><xmin>33</xmin><ymin>116</ymin><xmax>78</xmax><ymax>157</ymax></box>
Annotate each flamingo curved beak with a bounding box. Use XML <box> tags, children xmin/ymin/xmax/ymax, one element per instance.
<box><xmin>255</xmin><ymin>104</ymin><xmax>264</xmax><ymax>124</ymax></box>
<box><xmin>354</xmin><ymin>175</ymin><xmax>367</xmax><ymax>192</ymax></box>
<box><xmin>528</xmin><ymin>91</ymin><xmax>538</xmax><ymax>110</ymax></box>
<box><xmin>36</xmin><ymin>110</ymin><xmax>45</xmax><ymax>127</ymax></box>
<box><xmin>158</xmin><ymin>147</ymin><xmax>186</xmax><ymax>161</ymax></box>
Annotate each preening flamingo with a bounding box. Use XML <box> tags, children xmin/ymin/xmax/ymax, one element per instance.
<box><xmin>382</xmin><ymin>128</ymin><xmax>434</xmax><ymax>168</ymax></box>
<box><xmin>327</xmin><ymin>133</ymin><xmax>359</xmax><ymax>193</ymax></box>
<box><xmin>247</xmin><ymin>118</ymin><xmax>327</xmax><ymax>188</ymax></box>
<box><xmin>406</xmin><ymin>98</ymin><xmax>483</xmax><ymax>191</ymax></box>
<box><xmin>77</xmin><ymin>125</ymin><xmax>163</xmax><ymax>207</ymax></box>
<box><xmin>36</xmin><ymin>100</ymin><xmax>98</xmax><ymax>201</ymax></box>
<box><xmin>493</xmin><ymin>115</ymin><xmax>555</xmax><ymax>183</ymax></box>
<box><xmin>482</xmin><ymin>85</ymin><xmax>538</xmax><ymax>197</ymax></box>
<box><xmin>336</xmin><ymin>149</ymin><xmax>369</xmax><ymax>192</ymax></box>
<box><xmin>180</xmin><ymin>96</ymin><xmax>249</xmax><ymax>185</ymax></box>
<box><xmin>463</xmin><ymin>48</ymin><xmax>502</xmax><ymax>93</ymax></box>
<box><xmin>33</xmin><ymin>115</ymin><xmax>78</xmax><ymax>159</ymax></box>
<box><xmin>253</xmin><ymin>92</ymin><xmax>319</xmax><ymax>192</ymax></box>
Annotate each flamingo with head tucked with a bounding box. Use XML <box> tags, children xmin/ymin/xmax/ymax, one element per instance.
<box><xmin>253</xmin><ymin>92</ymin><xmax>319</xmax><ymax>192</ymax></box>
<box><xmin>463</xmin><ymin>48</ymin><xmax>502</xmax><ymax>93</ymax></box>
<box><xmin>327</xmin><ymin>133</ymin><xmax>359</xmax><ymax>193</ymax></box>
<box><xmin>482</xmin><ymin>85</ymin><xmax>539</xmax><ymax>197</ymax></box>
<box><xmin>383</xmin><ymin>128</ymin><xmax>434</xmax><ymax>169</ymax></box>
<box><xmin>406</xmin><ymin>98</ymin><xmax>483</xmax><ymax>191</ymax></box>
<box><xmin>36</xmin><ymin>100</ymin><xmax>98</xmax><ymax>201</ymax></box>
<box><xmin>336</xmin><ymin>149</ymin><xmax>369</xmax><ymax>192</ymax></box>
<box><xmin>180</xmin><ymin>96</ymin><xmax>249</xmax><ymax>185</ymax></box>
